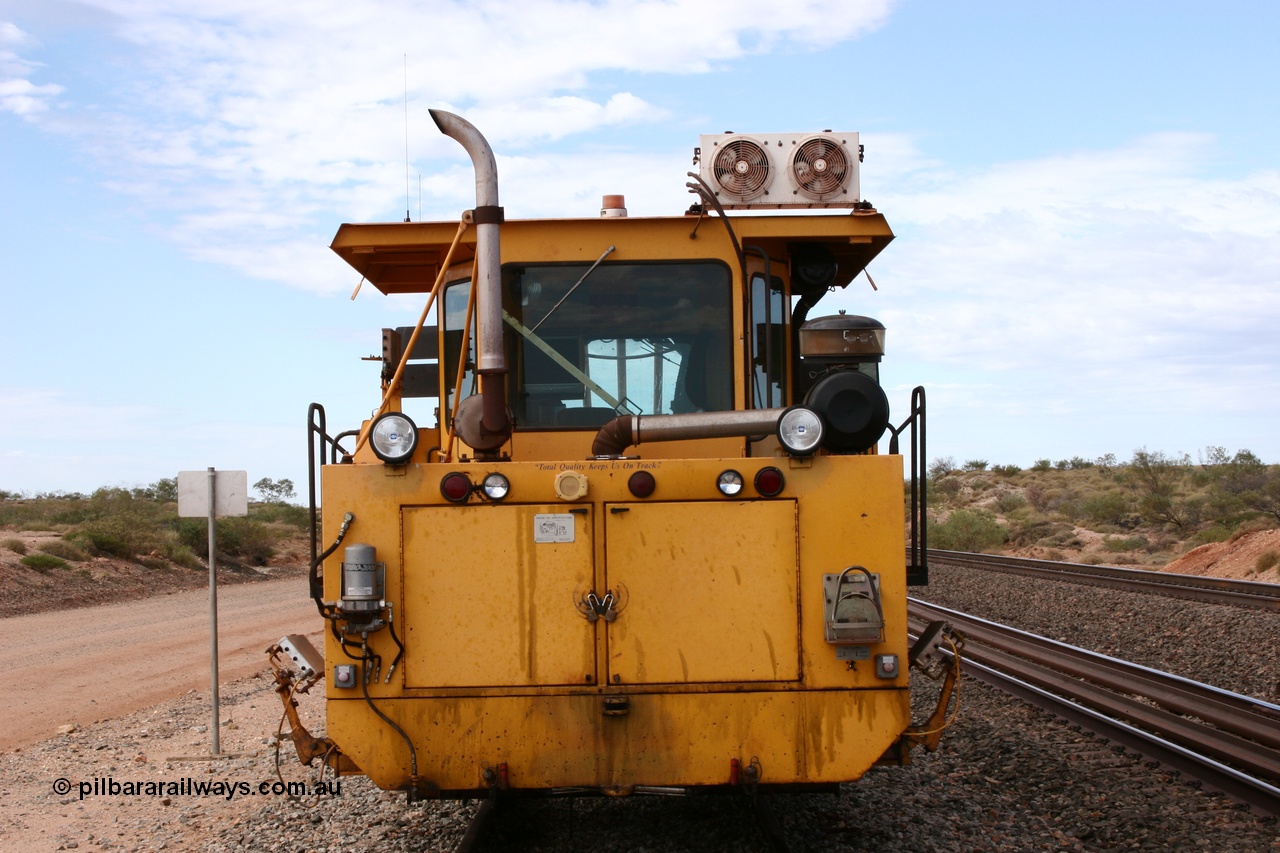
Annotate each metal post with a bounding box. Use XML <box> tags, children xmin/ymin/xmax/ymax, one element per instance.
<box><xmin>207</xmin><ymin>466</ymin><xmax>221</xmax><ymax>755</ymax></box>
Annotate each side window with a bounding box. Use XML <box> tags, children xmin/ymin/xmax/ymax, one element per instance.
<box><xmin>750</xmin><ymin>272</ymin><xmax>787</xmax><ymax>408</ymax></box>
<box><xmin>441</xmin><ymin>279</ymin><xmax>477</xmax><ymax>422</ymax></box>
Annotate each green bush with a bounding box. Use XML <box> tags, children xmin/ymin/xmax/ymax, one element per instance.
<box><xmin>21</xmin><ymin>553</ymin><xmax>69</xmax><ymax>572</ymax></box>
<box><xmin>995</xmin><ymin>492</ymin><xmax>1028</xmax><ymax>513</ymax></box>
<box><xmin>929</xmin><ymin>509</ymin><xmax>1007</xmax><ymax>552</ymax></box>
<box><xmin>2</xmin><ymin>537</ymin><xmax>26</xmax><ymax>555</ymax></box>
<box><xmin>39</xmin><ymin>540</ymin><xmax>90</xmax><ymax>562</ymax></box>
<box><xmin>1082</xmin><ymin>492</ymin><xmax>1131</xmax><ymax>526</ymax></box>
<box><xmin>177</xmin><ymin>517</ymin><xmax>276</xmax><ymax>565</ymax></box>
<box><xmin>1101</xmin><ymin>535</ymin><xmax>1147</xmax><ymax>552</ymax></box>
<box><xmin>67</xmin><ymin>527</ymin><xmax>137</xmax><ymax>559</ymax></box>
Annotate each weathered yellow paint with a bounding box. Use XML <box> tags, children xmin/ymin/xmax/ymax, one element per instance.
<box><xmin>605</xmin><ymin>500</ymin><xmax>800</xmax><ymax>684</ymax></box>
<box><xmin>312</xmin><ymin>192</ymin><xmax>920</xmax><ymax>794</ymax></box>
<box><xmin>328</xmin><ymin>688</ymin><xmax>910</xmax><ymax>793</ymax></box>
<box><xmin>401</xmin><ymin>504</ymin><xmax>597</xmax><ymax>687</ymax></box>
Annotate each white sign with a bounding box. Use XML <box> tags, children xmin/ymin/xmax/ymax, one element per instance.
<box><xmin>533</xmin><ymin>513</ymin><xmax>575</xmax><ymax>543</ymax></box>
<box><xmin>177</xmin><ymin>470</ymin><xmax>249</xmax><ymax>517</ymax></box>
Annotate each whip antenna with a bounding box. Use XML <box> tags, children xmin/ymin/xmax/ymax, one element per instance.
<box><xmin>404</xmin><ymin>54</ymin><xmax>410</xmax><ymax>222</ymax></box>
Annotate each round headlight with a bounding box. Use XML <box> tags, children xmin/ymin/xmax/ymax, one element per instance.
<box><xmin>370</xmin><ymin>412</ymin><xmax>418</xmax><ymax>464</ymax></box>
<box><xmin>716</xmin><ymin>469</ymin><xmax>744</xmax><ymax>497</ymax></box>
<box><xmin>481</xmin><ymin>472</ymin><xmax>511</xmax><ymax>500</ymax></box>
<box><xmin>777</xmin><ymin>406</ymin><xmax>824</xmax><ymax>456</ymax></box>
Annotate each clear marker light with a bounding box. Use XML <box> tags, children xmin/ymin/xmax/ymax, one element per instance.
<box><xmin>717</xmin><ymin>470</ymin><xmax>744</xmax><ymax>496</ymax></box>
<box><xmin>481</xmin><ymin>472</ymin><xmax>510</xmax><ymax>500</ymax></box>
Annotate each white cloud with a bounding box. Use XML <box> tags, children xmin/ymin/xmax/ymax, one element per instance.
<box><xmin>0</xmin><ymin>21</ymin><xmax>64</xmax><ymax>115</ymax></box>
<box><xmin>837</xmin><ymin>132</ymin><xmax>1280</xmax><ymax>463</ymax></box>
<box><xmin>6</xmin><ymin>0</ymin><xmax>893</xmax><ymax>293</ymax></box>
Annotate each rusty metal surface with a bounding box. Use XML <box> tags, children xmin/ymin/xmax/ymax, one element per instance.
<box><xmin>907</xmin><ymin>599</ymin><xmax>1280</xmax><ymax>817</ymax></box>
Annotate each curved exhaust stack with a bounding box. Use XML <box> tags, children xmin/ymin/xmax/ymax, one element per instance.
<box><xmin>430</xmin><ymin>109</ymin><xmax>511</xmax><ymax>451</ymax></box>
<box><xmin>592</xmin><ymin>409</ymin><xmax>787</xmax><ymax>457</ymax></box>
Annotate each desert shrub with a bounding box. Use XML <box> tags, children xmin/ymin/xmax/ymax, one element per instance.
<box><xmin>1192</xmin><ymin>525</ymin><xmax>1232</xmax><ymax>545</ymax></box>
<box><xmin>1005</xmin><ymin>519</ymin><xmax>1072</xmax><ymax>548</ymax></box>
<box><xmin>928</xmin><ymin>456</ymin><xmax>957</xmax><ymax>478</ymax></box>
<box><xmin>1082</xmin><ymin>492</ymin><xmax>1131</xmax><ymax>526</ymax></box>
<box><xmin>161</xmin><ymin>541</ymin><xmax>204</xmax><ymax>570</ymax></box>
<box><xmin>1101</xmin><ymin>535</ymin><xmax>1147</xmax><ymax>552</ymax></box>
<box><xmin>39</xmin><ymin>540</ymin><xmax>90</xmax><ymax>562</ymax></box>
<box><xmin>963</xmin><ymin>459</ymin><xmax>989</xmax><ymax>472</ymax></box>
<box><xmin>991</xmin><ymin>464</ymin><xmax>1021</xmax><ymax>477</ymax></box>
<box><xmin>929</xmin><ymin>509</ymin><xmax>1006</xmax><ymax>552</ymax></box>
<box><xmin>251</xmin><ymin>502</ymin><xmax>310</xmax><ymax>530</ymax></box>
<box><xmin>21</xmin><ymin>553</ymin><xmax>69</xmax><ymax>572</ymax></box>
<box><xmin>1032</xmin><ymin>459</ymin><xmax>1052</xmax><ymax>471</ymax></box>
<box><xmin>1257</xmin><ymin>550</ymin><xmax>1280</xmax><ymax>573</ymax></box>
<box><xmin>932</xmin><ymin>477</ymin><xmax>962</xmax><ymax>500</ymax></box>
<box><xmin>995</xmin><ymin>492</ymin><xmax>1028</xmax><ymax>514</ymax></box>
<box><xmin>177</xmin><ymin>517</ymin><xmax>276</xmax><ymax>565</ymax></box>
<box><xmin>67</xmin><ymin>527</ymin><xmax>138</xmax><ymax>559</ymax></box>
<box><xmin>2</xmin><ymin>537</ymin><xmax>26</xmax><ymax>555</ymax></box>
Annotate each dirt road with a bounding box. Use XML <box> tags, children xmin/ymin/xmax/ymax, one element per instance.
<box><xmin>0</xmin><ymin>577</ymin><xmax>322</xmax><ymax>751</ymax></box>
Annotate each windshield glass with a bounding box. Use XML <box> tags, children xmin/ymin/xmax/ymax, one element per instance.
<box><xmin>445</xmin><ymin>262</ymin><xmax>733</xmax><ymax>429</ymax></box>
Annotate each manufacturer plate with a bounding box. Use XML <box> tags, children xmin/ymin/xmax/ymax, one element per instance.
<box><xmin>533</xmin><ymin>513</ymin><xmax>575</xmax><ymax>543</ymax></box>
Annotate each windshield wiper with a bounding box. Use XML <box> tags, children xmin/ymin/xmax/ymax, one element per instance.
<box><xmin>528</xmin><ymin>244</ymin><xmax>615</xmax><ymax>333</ymax></box>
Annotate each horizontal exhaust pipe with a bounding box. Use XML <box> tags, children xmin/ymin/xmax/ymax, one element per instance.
<box><xmin>592</xmin><ymin>409</ymin><xmax>786</xmax><ymax>457</ymax></box>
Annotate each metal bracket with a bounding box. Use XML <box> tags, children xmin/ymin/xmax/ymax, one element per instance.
<box><xmin>823</xmin><ymin>567</ymin><xmax>884</xmax><ymax>644</ymax></box>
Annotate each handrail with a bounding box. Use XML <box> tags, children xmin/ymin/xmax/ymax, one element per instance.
<box><xmin>888</xmin><ymin>386</ymin><xmax>928</xmax><ymax>585</ymax></box>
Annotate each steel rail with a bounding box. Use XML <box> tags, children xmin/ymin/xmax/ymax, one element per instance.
<box><xmin>928</xmin><ymin>549</ymin><xmax>1280</xmax><ymax>611</ymax></box>
<box><xmin>908</xmin><ymin>600</ymin><xmax>1280</xmax><ymax>817</ymax></box>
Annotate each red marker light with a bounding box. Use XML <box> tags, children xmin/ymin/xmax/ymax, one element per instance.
<box><xmin>754</xmin><ymin>467</ymin><xmax>785</xmax><ymax>497</ymax></box>
<box><xmin>628</xmin><ymin>471</ymin><xmax>656</xmax><ymax>498</ymax></box>
<box><xmin>440</xmin><ymin>472</ymin><xmax>473</xmax><ymax>503</ymax></box>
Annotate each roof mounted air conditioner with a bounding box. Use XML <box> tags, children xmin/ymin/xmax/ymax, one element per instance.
<box><xmin>696</xmin><ymin>132</ymin><xmax>861</xmax><ymax>209</ymax></box>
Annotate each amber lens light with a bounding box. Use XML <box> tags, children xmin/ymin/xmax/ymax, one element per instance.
<box><xmin>370</xmin><ymin>412</ymin><xmax>418</xmax><ymax>464</ymax></box>
<box><xmin>627</xmin><ymin>471</ymin><xmax>656</xmax><ymax>498</ymax></box>
<box><xmin>755</xmin><ymin>467</ymin><xmax>785</xmax><ymax>497</ymax></box>
<box><xmin>440</xmin><ymin>472</ymin><xmax>473</xmax><ymax>503</ymax></box>
<box><xmin>481</xmin><ymin>473</ymin><xmax>510</xmax><ymax>500</ymax></box>
<box><xmin>716</xmin><ymin>470</ymin><xmax>744</xmax><ymax>496</ymax></box>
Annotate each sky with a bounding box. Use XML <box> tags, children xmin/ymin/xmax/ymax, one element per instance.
<box><xmin>2</xmin><ymin>0</ymin><xmax>1278</xmax><ymax>497</ymax></box>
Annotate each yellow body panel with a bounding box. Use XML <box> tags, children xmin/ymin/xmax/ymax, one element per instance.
<box><xmin>402</xmin><ymin>504</ymin><xmax>595</xmax><ymax>688</ymax></box>
<box><xmin>329</xmin><ymin>689</ymin><xmax>910</xmax><ymax>793</ymax></box>
<box><xmin>319</xmin><ymin>454</ymin><xmax>910</xmax><ymax>791</ymax></box>
<box><xmin>605</xmin><ymin>500</ymin><xmax>800</xmax><ymax>684</ymax></box>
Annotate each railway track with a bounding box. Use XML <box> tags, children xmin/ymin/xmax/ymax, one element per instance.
<box><xmin>928</xmin><ymin>549</ymin><xmax>1280</xmax><ymax>611</ymax></box>
<box><xmin>908</xmin><ymin>597</ymin><xmax>1280</xmax><ymax>818</ymax></box>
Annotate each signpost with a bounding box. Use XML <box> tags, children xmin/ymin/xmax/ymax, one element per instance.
<box><xmin>177</xmin><ymin>468</ymin><xmax>248</xmax><ymax>755</ymax></box>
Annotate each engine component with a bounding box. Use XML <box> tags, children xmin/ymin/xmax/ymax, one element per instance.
<box><xmin>340</xmin><ymin>543</ymin><xmax>385</xmax><ymax>627</ymax></box>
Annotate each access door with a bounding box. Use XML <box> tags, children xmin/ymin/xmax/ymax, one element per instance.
<box><xmin>402</xmin><ymin>505</ymin><xmax>595</xmax><ymax>688</ymax></box>
<box><xmin>604</xmin><ymin>500</ymin><xmax>801</xmax><ymax>685</ymax></box>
